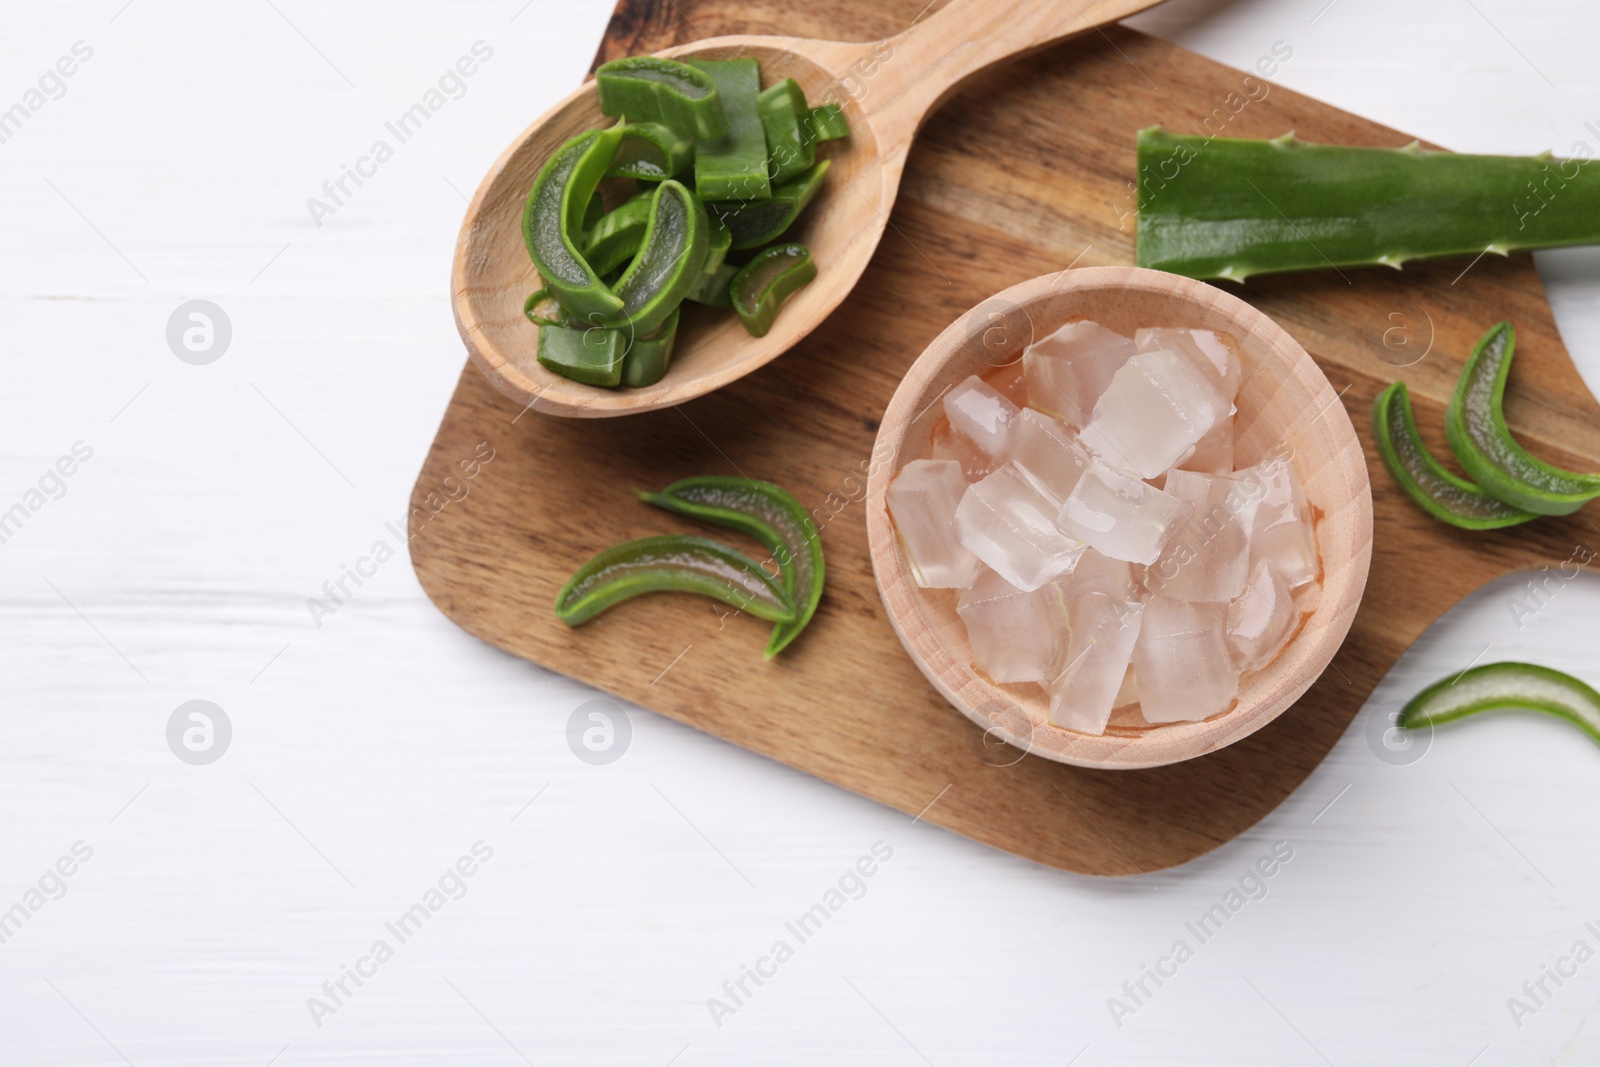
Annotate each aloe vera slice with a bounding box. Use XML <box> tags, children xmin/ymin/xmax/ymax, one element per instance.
<box><xmin>522</xmin><ymin>127</ymin><xmax>627</xmax><ymax>321</ymax></box>
<box><xmin>1444</xmin><ymin>321</ymin><xmax>1600</xmax><ymax>515</ymax></box>
<box><xmin>556</xmin><ymin>534</ymin><xmax>795</xmax><ymax>626</ymax></box>
<box><xmin>523</xmin><ymin>289</ymin><xmax>566</xmax><ymax>327</ymax></box>
<box><xmin>640</xmin><ymin>476</ymin><xmax>824</xmax><ymax>657</ymax></box>
<box><xmin>804</xmin><ymin>104</ymin><xmax>849</xmax><ymax>143</ymax></box>
<box><xmin>708</xmin><ymin>159</ymin><xmax>830</xmax><ymax>250</ymax></box>
<box><xmin>686</xmin><ymin>261</ymin><xmax>737</xmax><ymax>308</ymax></box>
<box><xmin>1400</xmin><ymin>662</ymin><xmax>1600</xmax><ymax>745</ymax></box>
<box><xmin>601</xmin><ymin>178</ymin><xmax>709</xmax><ymax>335</ymax></box>
<box><xmin>595</xmin><ymin>57</ymin><xmax>727</xmax><ymax>141</ymax></box>
<box><xmin>583</xmin><ymin>192</ymin><xmax>653</xmax><ymax>278</ymax></box>
<box><xmin>606</xmin><ymin>121</ymin><xmax>694</xmax><ymax>181</ymax></box>
<box><xmin>730</xmin><ymin>243</ymin><xmax>815</xmax><ymax>337</ymax></box>
<box><xmin>686</xmin><ymin>58</ymin><xmax>771</xmax><ymax>202</ymax></box>
<box><xmin>758</xmin><ymin>77</ymin><xmax>815</xmax><ymax>184</ymax></box>
<box><xmin>1373</xmin><ymin>381</ymin><xmax>1536</xmax><ymax>530</ymax></box>
<box><xmin>1135</xmin><ymin>127</ymin><xmax>1600</xmax><ymax>281</ymax></box>
<box><xmin>702</xmin><ymin>213</ymin><xmax>732</xmax><ymax>275</ymax></box>
<box><xmin>582</xmin><ymin>191</ymin><xmax>606</xmax><ymax>231</ymax></box>
<box><xmin>619</xmin><ymin>307</ymin><xmax>680</xmax><ymax>389</ymax></box>
<box><xmin>537</xmin><ymin>323</ymin><xmax>627</xmax><ymax>387</ymax></box>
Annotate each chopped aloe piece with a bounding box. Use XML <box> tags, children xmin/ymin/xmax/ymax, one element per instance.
<box><xmin>583</xmin><ymin>191</ymin><xmax>652</xmax><ymax>278</ymax></box>
<box><xmin>600</xmin><ymin>178</ymin><xmax>709</xmax><ymax>335</ymax></box>
<box><xmin>595</xmin><ymin>57</ymin><xmax>727</xmax><ymax>141</ymax></box>
<box><xmin>804</xmin><ymin>103</ymin><xmax>850</xmax><ymax>143</ymax></box>
<box><xmin>702</xmin><ymin>212</ymin><xmax>732</xmax><ymax>275</ymax></box>
<box><xmin>686</xmin><ymin>261</ymin><xmax>737</xmax><ymax>308</ymax></box>
<box><xmin>1400</xmin><ymin>662</ymin><xmax>1600</xmax><ymax>746</ymax></box>
<box><xmin>523</xmin><ymin>289</ymin><xmax>566</xmax><ymax>328</ymax></box>
<box><xmin>555</xmin><ymin>534</ymin><xmax>796</xmax><ymax>626</ymax></box>
<box><xmin>607</xmin><ymin>121</ymin><xmax>694</xmax><ymax>181</ymax></box>
<box><xmin>522</xmin><ymin>127</ymin><xmax>627</xmax><ymax>321</ymax></box>
<box><xmin>1444</xmin><ymin>321</ymin><xmax>1600</xmax><ymax>515</ymax></box>
<box><xmin>708</xmin><ymin>159</ymin><xmax>829</xmax><ymax>250</ymax></box>
<box><xmin>640</xmin><ymin>476</ymin><xmax>825</xmax><ymax>657</ymax></box>
<box><xmin>730</xmin><ymin>243</ymin><xmax>815</xmax><ymax>337</ymax></box>
<box><xmin>758</xmin><ymin>78</ymin><xmax>814</xmax><ymax>184</ymax></box>
<box><xmin>1136</xmin><ymin>127</ymin><xmax>1600</xmax><ymax>281</ymax></box>
<box><xmin>1373</xmin><ymin>381</ymin><xmax>1536</xmax><ymax>530</ymax></box>
<box><xmin>687</xmin><ymin>58</ymin><xmax>771</xmax><ymax>202</ymax></box>
<box><xmin>537</xmin><ymin>323</ymin><xmax>627</xmax><ymax>387</ymax></box>
<box><xmin>619</xmin><ymin>307</ymin><xmax>680</xmax><ymax>388</ymax></box>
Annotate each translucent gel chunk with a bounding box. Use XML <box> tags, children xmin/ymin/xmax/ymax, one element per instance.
<box><xmin>1145</xmin><ymin>469</ymin><xmax>1263</xmax><ymax>603</ymax></box>
<box><xmin>1132</xmin><ymin>597</ymin><xmax>1238</xmax><ymax>723</ymax></box>
<box><xmin>943</xmin><ymin>375</ymin><xmax>1019</xmax><ymax>463</ymax></box>
<box><xmin>1135</xmin><ymin>327</ymin><xmax>1241</xmax><ymax>403</ymax></box>
<box><xmin>1009</xmin><ymin>409</ymin><xmax>1091</xmax><ymax>504</ymax></box>
<box><xmin>887</xmin><ymin>459</ymin><xmax>978</xmax><ymax>588</ymax></box>
<box><xmin>1079</xmin><ymin>350</ymin><xmax>1228</xmax><ymax>479</ymax></box>
<box><xmin>957</xmin><ymin>566</ymin><xmax>1068</xmax><ymax>683</ymax></box>
<box><xmin>1057</xmin><ymin>458</ymin><xmax>1192</xmax><ymax>566</ymax></box>
<box><xmin>1022</xmin><ymin>320</ymin><xmax>1136</xmax><ymax>428</ymax></box>
<box><xmin>955</xmin><ymin>463</ymin><xmax>1085</xmax><ymax>592</ymax></box>
<box><xmin>930</xmin><ymin>418</ymin><xmax>994</xmax><ymax>481</ymax></box>
<box><xmin>1061</xmin><ymin>547</ymin><xmax>1137</xmax><ymax>601</ymax></box>
<box><xmin>1240</xmin><ymin>457</ymin><xmax>1319</xmax><ymax>588</ymax></box>
<box><xmin>1178</xmin><ymin>416</ymin><xmax>1234</xmax><ymax>475</ymax></box>
<box><xmin>1228</xmin><ymin>559</ymin><xmax>1297</xmax><ymax>671</ymax></box>
<box><xmin>1049</xmin><ymin>592</ymin><xmax>1144</xmax><ymax>735</ymax></box>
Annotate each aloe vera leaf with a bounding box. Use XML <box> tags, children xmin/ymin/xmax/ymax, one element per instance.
<box><xmin>1444</xmin><ymin>322</ymin><xmax>1600</xmax><ymax>515</ymax></box>
<box><xmin>1135</xmin><ymin>127</ymin><xmax>1600</xmax><ymax>281</ymax></box>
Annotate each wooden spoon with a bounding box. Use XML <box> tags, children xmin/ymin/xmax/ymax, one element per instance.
<box><xmin>452</xmin><ymin>0</ymin><xmax>1171</xmax><ymax>418</ymax></box>
<box><xmin>865</xmin><ymin>267</ymin><xmax>1374</xmax><ymax>769</ymax></box>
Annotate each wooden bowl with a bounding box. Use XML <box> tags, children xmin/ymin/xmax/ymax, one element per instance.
<box><xmin>864</xmin><ymin>266</ymin><xmax>1373</xmax><ymax>769</ymax></box>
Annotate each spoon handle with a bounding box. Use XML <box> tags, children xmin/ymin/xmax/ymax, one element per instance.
<box><xmin>858</xmin><ymin>0</ymin><xmax>1170</xmax><ymax>142</ymax></box>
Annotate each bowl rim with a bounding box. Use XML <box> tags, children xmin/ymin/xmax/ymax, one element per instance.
<box><xmin>864</xmin><ymin>265</ymin><xmax>1373</xmax><ymax>770</ymax></box>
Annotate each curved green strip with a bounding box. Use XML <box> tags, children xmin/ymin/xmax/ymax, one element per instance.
<box><xmin>640</xmin><ymin>477</ymin><xmax>824</xmax><ymax>657</ymax></box>
<box><xmin>523</xmin><ymin>289</ymin><xmax>566</xmax><ymax>327</ymax></box>
<box><xmin>606</xmin><ymin>121</ymin><xmax>694</xmax><ymax>181</ymax></box>
<box><xmin>600</xmin><ymin>179</ymin><xmax>709</xmax><ymax>335</ymax></box>
<box><xmin>730</xmin><ymin>243</ymin><xmax>815</xmax><ymax>337</ymax></box>
<box><xmin>619</xmin><ymin>307</ymin><xmax>680</xmax><ymax>389</ymax></box>
<box><xmin>1400</xmin><ymin>662</ymin><xmax>1600</xmax><ymax>745</ymax></box>
<box><xmin>522</xmin><ymin>127</ymin><xmax>626</xmax><ymax>321</ymax></box>
<box><xmin>709</xmin><ymin>159</ymin><xmax>830</xmax><ymax>250</ymax></box>
<box><xmin>1373</xmin><ymin>381</ymin><xmax>1535</xmax><ymax>529</ymax></box>
<box><xmin>556</xmin><ymin>534</ymin><xmax>795</xmax><ymax>627</ymax></box>
<box><xmin>595</xmin><ymin>57</ymin><xmax>727</xmax><ymax>141</ymax></box>
<box><xmin>1445</xmin><ymin>321</ymin><xmax>1600</xmax><ymax>515</ymax></box>
<box><xmin>583</xmin><ymin>192</ymin><xmax>653</xmax><ymax>278</ymax></box>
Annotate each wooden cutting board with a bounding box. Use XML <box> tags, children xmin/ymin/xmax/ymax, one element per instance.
<box><xmin>409</xmin><ymin>0</ymin><xmax>1600</xmax><ymax>874</ymax></box>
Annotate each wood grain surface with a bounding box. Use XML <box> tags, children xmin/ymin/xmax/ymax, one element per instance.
<box><xmin>411</xmin><ymin>0</ymin><xmax>1600</xmax><ymax>874</ymax></box>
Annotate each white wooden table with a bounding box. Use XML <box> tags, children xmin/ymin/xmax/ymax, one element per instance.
<box><xmin>4</xmin><ymin>1</ymin><xmax>1600</xmax><ymax>1063</ymax></box>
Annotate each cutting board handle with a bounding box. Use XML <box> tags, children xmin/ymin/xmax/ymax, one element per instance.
<box><xmin>853</xmin><ymin>0</ymin><xmax>1169</xmax><ymax>143</ymax></box>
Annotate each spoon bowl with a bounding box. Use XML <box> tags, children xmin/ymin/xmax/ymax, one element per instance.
<box><xmin>451</xmin><ymin>0</ymin><xmax>1168</xmax><ymax>417</ymax></box>
<box><xmin>865</xmin><ymin>267</ymin><xmax>1374</xmax><ymax>769</ymax></box>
